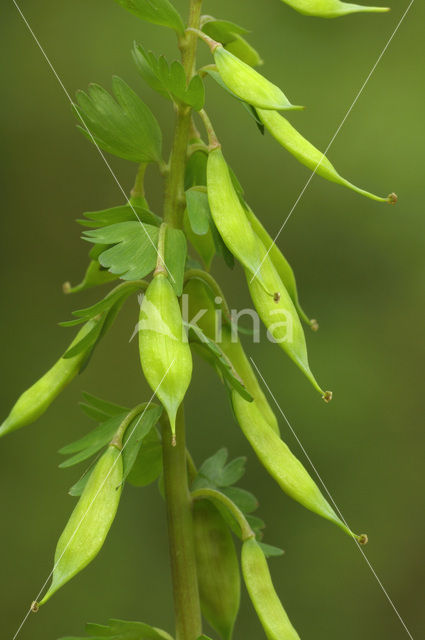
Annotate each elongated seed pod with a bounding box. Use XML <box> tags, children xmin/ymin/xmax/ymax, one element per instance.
<box><xmin>279</xmin><ymin>0</ymin><xmax>389</xmax><ymax>18</ymax></box>
<box><xmin>258</xmin><ymin>109</ymin><xmax>396</xmax><ymax>203</ymax></box>
<box><xmin>245</xmin><ymin>206</ymin><xmax>316</xmax><ymax>329</ymax></box>
<box><xmin>139</xmin><ymin>273</ymin><xmax>192</xmax><ymax>437</ymax></box>
<box><xmin>246</xmin><ymin>245</ymin><xmax>328</xmax><ymax>398</ymax></box>
<box><xmin>242</xmin><ymin>537</ymin><xmax>300</xmax><ymax>640</ymax></box>
<box><xmin>193</xmin><ymin>500</ymin><xmax>241</xmax><ymax>640</ymax></box>
<box><xmin>233</xmin><ymin>391</ymin><xmax>366</xmax><ymax>541</ymax></box>
<box><xmin>213</xmin><ymin>44</ymin><xmax>299</xmax><ymax>111</ymax></box>
<box><xmin>207</xmin><ymin>147</ymin><xmax>271</xmax><ymax>293</ymax></box>
<box><xmin>183</xmin><ymin>277</ymin><xmax>279</xmax><ymax>435</ymax></box>
<box><xmin>0</xmin><ymin>319</ymin><xmax>97</xmax><ymax>438</ymax></box>
<box><xmin>39</xmin><ymin>444</ymin><xmax>123</xmax><ymax>605</ymax></box>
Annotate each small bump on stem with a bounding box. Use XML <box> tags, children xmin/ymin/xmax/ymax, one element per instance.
<box><xmin>322</xmin><ymin>390</ymin><xmax>333</xmax><ymax>403</ymax></box>
<box><xmin>273</xmin><ymin>291</ymin><xmax>281</xmax><ymax>303</ymax></box>
<box><xmin>310</xmin><ymin>318</ymin><xmax>319</xmax><ymax>332</ymax></box>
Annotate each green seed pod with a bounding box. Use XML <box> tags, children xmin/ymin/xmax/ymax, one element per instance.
<box><xmin>279</xmin><ymin>0</ymin><xmax>389</xmax><ymax>18</ymax></box>
<box><xmin>245</xmin><ymin>206</ymin><xmax>316</xmax><ymax>330</ymax></box>
<box><xmin>139</xmin><ymin>273</ymin><xmax>192</xmax><ymax>438</ymax></box>
<box><xmin>0</xmin><ymin>319</ymin><xmax>97</xmax><ymax>438</ymax></box>
<box><xmin>258</xmin><ymin>109</ymin><xmax>396</xmax><ymax>203</ymax></box>
<box><xmin>193</xmin><ymin>500</ymin><xmax>240</xmax><ymax>640</ymax></box>
<box><xmin>225</xmin><ymin>35</ymin><xmax>263</xmax><ymax>68</ymax></box>
<box><xmin>233</xmin><ymin>391</ymin><xmax>366</xmax><ymax>542</ymax></box>
<box><xmin>207</xmin><ymin>146</ymin><xmax>272</xmax><ymax>293</ymax></box>
<box><xmin>241</xmin><ymin>536</ymin><xmax>300</xmax><ymax>640</ymax></box>
<box><xmin>183</xmin><ymin>276</ymin><xmax>279</xmax><ymax>435</ymax></box>
<box><xmin>213</xmin><ymin>44</ymin><xmax>299</xmax><ymax>111</ymax></box>
<box><xmin>246</xmin><ymin>246</ymin><xmax>328</xmax><ymax>398</ymax></box>
<box><xmin>39</xmin><ymin>444</ymin><xmax>123</xmax><ymax>605</ymax></box>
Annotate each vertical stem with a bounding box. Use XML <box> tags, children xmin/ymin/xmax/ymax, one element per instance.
<box><xmin>161</xmin><ymin>2</ymin><xmax>203</xmax><ymax>639</ymax></box>
<box><xmin>162</xmin><ymin>409</ymin><xmax>202</xmax><ymax>640</ymax></box>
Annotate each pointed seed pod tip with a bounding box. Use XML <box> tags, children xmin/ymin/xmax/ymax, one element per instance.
<box><xmin>30</xmin><ymin>601</ymin><xmax>39</xmax><ymax>613</ymax></box>
<box><xmin>358</xmin><ymin>533</ymin><xmax>369</xmax><ymax>545</ymax></box>
<box><xmin>322</xmin><ymin>390</ymin><xmax>333</xmax><ymax>403</ymax></box>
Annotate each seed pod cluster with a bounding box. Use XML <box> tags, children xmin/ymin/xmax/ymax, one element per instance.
<box><xmin>193</xmin><ymin>500</ymin><xmax>240</xmax><ymax>640</ymax></box>
<box><xmin>242</xmin><ymin>536</ymin><xmax>301</xmax><ymax>640</ymax></box>
<box><xmin>40</xmin><ymin>444</ymin><xmax>123</xmax><ymax>605</ymax></box>
<box><xmin>0</xmin><ymin>319</ymin><xmax>98</xmax><ymax>438</ymax></box>
<box><xmin>139</xmin><ymin>272</ymin><xmax>192</xmax><ymax>439</ymax></box>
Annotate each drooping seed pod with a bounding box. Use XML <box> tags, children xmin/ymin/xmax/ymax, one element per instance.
<box><xmin>39</xmin><ymin>444</ymin><xmax>123</xmax><ymax>605</ymax></box>
<box><xmin>258</xmin><ymin>109</ymin><xmax>396</xmax><ymax>203</ymax></box>
<box><xmin>212</xmin><ymin>43</ymin><xmax>299</xmax><ymax>111</ymax></box>
<box><xmin>183</xmin><ymin>276</ymin><xmax>279</xmax><ymax>435</ymax></box>
<box><xmin>245</xmin><ymin>206</ymin><xmax>316</xmax><ymax>330</ymax></box>
<box><xmin>279</xmin><ymin>0</ymin><xmax>389</xmax><ymax>18</ymax></box>
<box><xmin>0</xmin><ymin>319</ymin><xmax>98</xmax><ymax>438</ymax></box>
<box><xmin>193</xmin><ymin>499</ymin><xmax>241</xmax><ymax>640</ymax></box>
<box><xmin>246</xmin><ymin>245</ymin><xmax>328</xmax><ymax>399</ymax></box>
<box><xmin>233</xmin><ymin>391</ymin><xmax>366</xmax><ymax>542</ymax></box>
<box><xmin>241</xmin><ymin>536</ymin><xmax>301</xmax><ymax>640</ymax></box>
<box><xmin>207</xmin><ymin>146</ymin><xmax>271</xmax><ymax>293</ymax></box>
<box><xmin>138</xmin><ymin>273</ymin><xmax>192</xmax><ymax>438</ymax></box>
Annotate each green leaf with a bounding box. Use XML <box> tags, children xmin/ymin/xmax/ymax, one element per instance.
<box><xmin>58</xmin><ymin>411</ymin><xmax>129</xmax><ymax>466</ymax></box>
<box><xmin>187</xmin><ymin>324</ymin><xmax>253</xmax><ymax>402</ymax></box>
<box><xmin>133</xmin><ymin>44</ymin><xmax>205</xmax><ymax>110</ymax></box>
<box><xmin>220</xmin><ymin>456</ymin><xmax>247</xmax><ymax>486</ymax></box>
<box><xmin>75</xmin><ymin>77</ymin><xmax>162</xmax><ymax>163</ymax></box>
<box><xmin>63</xmin><ymin>316</ymin><xmax>105</xmax><ymax>359</ymax></box>
<box><xmin>79</xmin><ymin>203</ymin><xmax>161</xmax><ymax>228</ymax></box>
<box><xmin>202</xmin><ymin>18</ymin><xmax>249</xmax><ymax>44</ymax></box>
<box><xmin>127</xmin><ymin>429</ymin><xmax>163</xmax><ymax>487</ymax></box>
<box><xmin>122</xmin><ymin>405</ymin><xmax>163</xmax><ymax>481</ymax></box>
<box><xmin>83</xmin><ymin>222</ymin><xmax>160</xmax><ymax>281</ymax></box>
<box><xmin>70</xmin><ymin>282</ymin><xmax>143</xmax><ymax>322</ymax></box>
<box><xmin>258</xmin><ymin>542</ymin><xmax>285</xmax><ymax>558</ymax></box>
<box><xmin>184</xmin><ymin>149</ymin><xmax>208</xmax><ymax>189</ymax></box>
<box><xmin>68</xmin><ymin>467</ymin><xmax>94</xmax><ymax>497</ymax></box>
<box><xmin>185</xmin><ymin>188</ymin><xmax>210</xmax><ymax>235</ymax></box>
<box><xmin>183</xmin><ymin>210</ymin><xmax>215</xmax><ymax>270</ymax></box>
<box><xmin>198</xmin><ymin>447</ymin><xmax>228</xmax><ymax>485</ymax></box>
<box><xmin>81</xmin><ymin>392</ymin><xmax>129</xmax><ymax>419</ymax></box>
<box><xmin>114</xmin><ymin>0</ymin><xmax>185</xmax><ymax>35</ymax></box>
<box><xmin>246</xmin><ymin>514</ymin><xmax>265</xmax><ymax>535</ymax></box>
<box><xmin>65</xmin><ymin>260</ymin><xmax>118</xmax><ymax>294</ymax></box>
<box><xmin>164</xmin><ymin>227</ymin><xmax>187</xmax><ymax>296</ymax></box>
<box><xmin>221</xmin><ymin>486</ymin><xmax>258</xmax><ymax>513</ymax></box>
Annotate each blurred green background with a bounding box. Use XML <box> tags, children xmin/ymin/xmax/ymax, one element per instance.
<box><xmin>0</xmin><ymin>1</ymin><xmax>423</xmax><ymax>638</ymax></box>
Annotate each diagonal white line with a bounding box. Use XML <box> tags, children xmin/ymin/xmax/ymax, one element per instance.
<box><xmin>11</xmin><ymin>0</ymin><xmax>175</xmax><ymax>282</ymax></box>
<box><xmin>249</xmin><ymin>357</ymin><xmax>415</xmax><ymax>640</ymax></box>
<box><xmin>11</xmin><ymin>361</ymin><xmax>175</xmax><ymax>640</ymax></box>
<box><xmin>250</xmin><ymin>0</ymin><xmax>415</xmax><ymax>283</ymax></box>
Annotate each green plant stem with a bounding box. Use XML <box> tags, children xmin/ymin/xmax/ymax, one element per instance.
<box><xmin>191</xmin><ymin>487</ymin><xmax>255</xmax><ymax>541</ymax></box>
<box><xmin>161</xmin><ymin>2</ymin><xmax>203</xmax><ymax>639</ymax></box>
<box><xmin>162</xmin><ymin>409</ymin><xmax>202</xmax><ymax>640</ymax></box>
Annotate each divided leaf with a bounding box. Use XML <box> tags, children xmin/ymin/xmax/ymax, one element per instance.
<box><xmin>83</xmin><ymin>222</ymin><xmax>160</xmax><ymax>281</ymax></box>
<box><xmin>126</xmin><ymin>428</ymin><xmax>163</xmax><ymax>487</ymax></box>
<box><xmin>133</xmin><ymin>44</ymin><xmax>205</xmax><ymax>110</ymax></box>
<box><xmin>78</xmin><ymin>203</ymin><xmax>161</xmax><ymax>229</ymax></box>
<box><xmin>75</xmin><ymin>77</ymin><xmax>162</xmax><ymax>163</ymax></box>
<box><xmin>61</xmin><ymin>617</ymin><xmax>174</xmax><ymax>640</ymax></box>
<box><xmin>114</xmin><ymin>0</ymin><xmax>185</xmax><ymax>35</ymax></box>
<box><xmin>122</xmin><ymin>405</ymin><xmax>163</xmax><ymax>482</ymax></box>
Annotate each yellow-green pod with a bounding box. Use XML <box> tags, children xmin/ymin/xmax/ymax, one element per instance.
<box><xmin>207</xmin><ymin>146</ymin><xmax>271</xmax><ymax>293</ymax></box>
<box><xmin>258</xmin><ymin>109</ymin><xmax>396</xmax><ymax>203</ymax></box>
<box><xmin>279</xmin><ymin>0</ymin><xmax>389</xmax><ymax>17</ymax></box>
<box><xmin>225</xmin><ymin>35</ymin><xmax>263</xmax><ymax>68</ymax></box>
<box><xmin>193</xmin><ymin>500</ymin><xmax>240</xmax><ymax>640</ymax></box>
<box><xmin>139</xmin><ymin>273</ymin><xmax>192</xmax><ymax>438</ymax></box>
<box><xmin>0</xmin><ymin>319</ymin><xmax>97</xmax><ymax>438</ymax></box>
<box><xmin>39</xmin><ymin>444</ymin><xmax>123</xmax><ymax>605</ymax></box>
<box><xmin>233</xmin><ymin>391</ymin><xmax>366</xmax><ymax>542</ymax></box>
<box><xmin>220</xmin><ymin>328</ymin><xmax>280</xmax><ymax>436</ymax></box>
<box><xmin>183</xmin><ymin>277</ymin><xmax>279</xmax><ymax>435</ymax></box>
<box><xmin>213</xmin><ymin>44</ymin><xmax>299</xmax><ymax>111</ymax></box>
<box><xmin>245</xmin><ymin>207</ymin><xmax>316</xmax><ymax>330</ymax></box>
<box><xmin>242</xmin><ymin>537</ymin><xmax>300</xmax><ymax>640</ymax></box>
<box><xmin>246</xmin><ymin>246</ymin><xmax>327</xmax><ymax>399</ymax></box>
